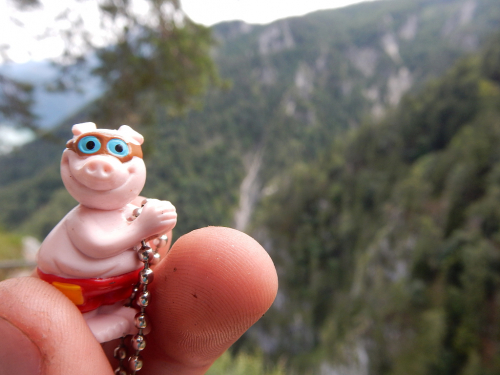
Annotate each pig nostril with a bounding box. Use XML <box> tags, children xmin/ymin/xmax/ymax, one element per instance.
<box><xmin>85</xmin><ymin>160</ymin><xmax>113</xmax><ymax>176</ymax></box>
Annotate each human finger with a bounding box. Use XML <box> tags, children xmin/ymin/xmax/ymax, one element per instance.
<box><xmin>0</xmin><ymin>277</ymin><xmax>113</xmax><ymax>375</ymax></box>
<box><xmin>111</xmin><ymin>226</ymin><xmax>278</xmax><ymax>374</ymax></box>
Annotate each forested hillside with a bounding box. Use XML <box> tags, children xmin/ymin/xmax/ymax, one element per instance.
<box><xmin>0</xmin><ymin>0</ymin><xmax>499</xmax><ymax>241</ymax></box>
<box><xmin>1</xmin><ymin>0</ymin><xmax>500</xmax><ymax>373</ymax></box>
<box><xmin>258</xmin><ymin>33</ymin><xmax>500</xmax><ymax>374</ymax></box>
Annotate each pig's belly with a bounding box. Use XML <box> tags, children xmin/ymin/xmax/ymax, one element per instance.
<box><xmin>37</xmin><ymin>230</ymin><xmax>142</xmax><ymax>279</ymax></box>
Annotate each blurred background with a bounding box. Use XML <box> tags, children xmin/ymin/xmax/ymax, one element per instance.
<box><xmin>1</xmin><ymin>0</ymin><xmax>500</xmax><ymax>373</ymax></box>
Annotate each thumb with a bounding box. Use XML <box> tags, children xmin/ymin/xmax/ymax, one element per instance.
<box><xmin>141</xmin><ymin>227</ymin><xmax>278</xmax><ymax>374</ymax></box>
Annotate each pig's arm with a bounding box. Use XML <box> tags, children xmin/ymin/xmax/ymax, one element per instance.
<box><xmin>66</xmin><ymin>201</ymin><xmax>177</xmax><ymax>259</ymax></box>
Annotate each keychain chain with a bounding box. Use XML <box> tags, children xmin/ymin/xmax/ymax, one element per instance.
<box><xmin>113</xmin><ymin>200</ymin><xmax>167</xmax><ymax>375</ymax></box>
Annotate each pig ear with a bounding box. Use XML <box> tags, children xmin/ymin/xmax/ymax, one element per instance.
<box><xmin>72</xmin><ymin>122</ymin><xmax>97</xmax><ymax>136</ymax></box>
<box><xmin>118</xmin><ymin>125</ymin><xmax>144</xmax><ymax>145</ymax></box>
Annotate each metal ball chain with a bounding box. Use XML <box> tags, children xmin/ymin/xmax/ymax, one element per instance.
<box><xmin>114</xmin><ymin>200</ymin><xmax>168</xmax><ymax>375</ymax></box>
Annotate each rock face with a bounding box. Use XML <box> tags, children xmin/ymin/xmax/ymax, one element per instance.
<box><xmin>233</xmin><ymin>147</ymin><xmax>263</xmax><ymax>232</ymax></box>
<box><xmin>258</xmin><ymin>21</ymin><xmax>295</xmax><ymax>56</ymax></box>
<box><xmin>387</xmin><ymin>67</ymin><xmax>413</xmax><ymax>106</ymax></box>
<box><xmin>347</xmin><ymin>47</ymin><xmax>379</xmax><ymax>77</ymax></box>
<box><xmin>399</xmin><ymin>15</ymin><xmax>419</xmax><ymax>41</ymax></box>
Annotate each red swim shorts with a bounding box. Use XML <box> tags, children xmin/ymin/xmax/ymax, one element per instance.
<box><xmin>37</xmin><ymin>268</ymin><xmax>141</xmax><ymax>313</ymax></box>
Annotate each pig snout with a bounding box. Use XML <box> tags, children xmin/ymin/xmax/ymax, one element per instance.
<box><xmin>73</xmin><ymin>156</ymin><xmax>129</xmax><ymax>191</ymax></box>
<box><xmin>85</xmin><ymin>159</ymin><xmax>113</xmax><ymax>177</ymax></box>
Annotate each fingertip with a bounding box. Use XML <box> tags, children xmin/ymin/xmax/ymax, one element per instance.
<box><xmin>171</xmin><ymin>226</ymin><xmax>278</xmax><ymax>315</ymax></box>
<box><xmin>147</xmin><ymin>227</ymin><xmax>278</xmax><ymax>370</ymax></box>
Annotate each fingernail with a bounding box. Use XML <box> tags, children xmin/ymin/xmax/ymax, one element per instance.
<box><xmin>0</xmin><ymin>318</ymin><xmax>42</xmax><ymax>374</ymax></box>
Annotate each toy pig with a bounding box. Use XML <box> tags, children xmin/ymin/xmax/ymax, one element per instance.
<box><xmin>36</xmin><ymin>122</ymin><xmax>177</xmax><ymax>343</ymax></box>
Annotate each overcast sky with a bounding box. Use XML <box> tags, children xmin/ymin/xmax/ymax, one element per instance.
<box><xmin>0</xmin><ymin>0</ymin><xmax>376</xmax><ymax>63</ymax></box>
<box><xmin>182</xmin><ymin>0</ymin><xmax>376</xmax><ymax>26</ymax></box>
<box><xmin>0</xmin><ymin>0</ymin><xmax>377</xmax><ymax>145</ymax></box>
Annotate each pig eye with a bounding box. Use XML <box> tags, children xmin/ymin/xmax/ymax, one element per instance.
<box><xmin>78</xmin><ymin>136</ymin><xmax>101</xmax><ymax>154</ymax></box>
<box><xmin>107</xmin><ymin>139</ymin><xmax>129</xmax><ymax>157</ymax></box>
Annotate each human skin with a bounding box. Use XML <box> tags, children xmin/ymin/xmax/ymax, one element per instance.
<box><xmin>0</xmin><ymin>226</ymin><xmax>278</xmax><ymax>374</ymax></box>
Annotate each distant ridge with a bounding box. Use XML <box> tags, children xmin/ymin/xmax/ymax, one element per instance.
<box><xmin>0</xmin><ymin>0</ymin><xmax>498</xmax><ymax>244</ymax></box>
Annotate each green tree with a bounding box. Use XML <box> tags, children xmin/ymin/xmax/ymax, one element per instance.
<box><xmin>261</xmin><ymin>31</ymin><xmax>500</xmax><ymax>373</ymax></box>
<box><xmin>0</xmin><ymin>0</ymin><xmax>217</xmax><ymax>132</ymax></box>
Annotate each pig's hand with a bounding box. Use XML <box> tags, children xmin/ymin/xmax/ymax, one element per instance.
<box><xmin>137</xmin><ymin>199</ymin><xmax>177</xmax><ymax>238</ymax></box>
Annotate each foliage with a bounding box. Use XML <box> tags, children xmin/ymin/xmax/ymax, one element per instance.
<box><xmin>88</xmin><ymin>0</ymin><xmax>219</xmax><ymax>127</ymax></box>
<box><xmin>260</xmin><ymin>32</ymin><xmax>500</xmax><ymax>373</ymax></box>
<box><xmin>0</xmin><ymin>0</ymin><xmax>218</xmax><ymax>133</ymax></box>
<box><xmin>0</xmin><ymin>229</ymin><xmax>23</xmax><ymax>260</ymax></box>
<box><xmin>206</xmin><ymin>351</ymin><xmax>286</xmax><ymax>375</ymax></box>
<box><xmin>2</xmin><ymin>0</ymin><xmax>500</xmax><ymax>240</ymax></box>
<box><xmin>0</xmin><ymin>74</ymin><xmax>37</xmax><ymax>130</ymax></box>
<box><xmin>0</xmin><ymin>229</ymin><xmax>24</xmax><ymax>280</ymax></box>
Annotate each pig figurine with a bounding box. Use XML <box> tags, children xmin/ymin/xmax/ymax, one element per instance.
<box><xmin>36</xmin><ymin>122</ymin><xmax>177</xmax><ymax>343</ymax></box>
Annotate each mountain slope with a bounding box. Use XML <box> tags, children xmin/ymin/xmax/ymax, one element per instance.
<box><xmin>1</xmin><ymin>0</ymin><xmax>499</xmax><ymax>242</ymax></box>
<box><xmin>259</xmin><ymin>32</ymin><xmax>500</xmax><ymax>374</ymax></box>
